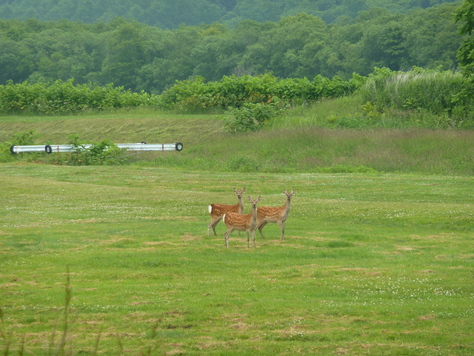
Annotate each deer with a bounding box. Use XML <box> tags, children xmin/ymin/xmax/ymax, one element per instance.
<box><xmin>208</xmin><ymin>188</ymin><xmax>245</xmax><ymax>237</ymax></box>
<box><xmin>256</xmin><ymin>190</ymin><xmax>295</xmax><ymax>241</ymax></box>
<box><xmin>222</xmin><ymin>196</ymin><xmax>261</xmax><ymax>248</ymax></box>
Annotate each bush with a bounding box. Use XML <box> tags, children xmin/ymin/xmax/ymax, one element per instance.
<box><xmin>0</xmin><ymin>80</ymin><xmax>158</xmax><ymax>114</ymax></box>
<box><xmin>64</xmin><ymin>135</ymin><xmax>126</xmax><ymax>166</ymax></box>
<box><xmin>224</xmin><ymin>102</ymin><xmax>284</xmax><ymax>133</ymax></box>
<box><xmin>158</xmin><ymin>74</ymin><xmax>361</xmax><ymax>112</ymax></box>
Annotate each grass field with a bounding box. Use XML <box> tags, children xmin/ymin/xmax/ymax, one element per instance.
<box><xmin>1</xmin><ymin>101</ymin><xmax>473</xmax><ymax>355</ymax></box>
<box><xmin>1</xmin><ymin>163</ymin><xmax>473</xmax><ymax>355</ymax></box>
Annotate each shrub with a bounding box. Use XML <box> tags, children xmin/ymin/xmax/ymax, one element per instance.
<box><xmin>64</xmin><ymin>135</ymin><xmax>126</xmax><ymax>166</ymax></box>
<box><xmin>158</xmin><ymin>74</ymin><xmax>361</xmax><ymax>113</ymax></box>
<box><xmin>224</xmin><ymin>102</ymin><xmax>284</xmax><ymax>133</ymax></box>
<box><xmin>0</xmin><ymin>80</ymin><xmax>158</xmax><ymax>114</ymax></box>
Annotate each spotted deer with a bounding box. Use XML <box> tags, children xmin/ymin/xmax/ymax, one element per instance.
<box><xmin>222</xmin><ymin>196</ymin><xmax>261</xmax><ymax>248</ymax></box>
<box><xmin>257</xmin><ymin>190</ymin><xmax>295</xmax><ymax>240</ymax></box>
<box><xmin>208</xmin><ymin>188</ymin><xmax>245</xmax><ymax>237</ymax></box>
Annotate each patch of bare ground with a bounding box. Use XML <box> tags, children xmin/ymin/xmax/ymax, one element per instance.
<box><xmin>418</xmin><ymin>314</ymin><xmax>436</xmax><ymax>321</ymax></box>
<box><xmin>410</xmin><ymin>233</ymin><xmax>455</xmax><ymax>240</ymax></box>
<box><xmin>395</xmin><ymin>245</ymin><xmax>417</xmax><ymax>252</ymax></box>
<box><xmin>143</xmin><ymin>241</ymin><xmax>167</xmax><ymax>246</ymax></box>
<box><xmin>338</xmin><ymin>268</ymin><xmax>382</xmax><ymax>276</ymax></box>
<box><xmin>196</xmin><ymin>337</ymin><xmax>228</xmax><ymax>351</ymax></box>
<box><xmin>222</xmin><ymin>313</ymin><xmax>248</xmax><ymax>323</ymax></box>
<box><xmin>229</xmin><ymin>322</ymin><xmax>252</xmax><ymax>330</ymax></box>
<box><xmin>419</xmin><ymin>269</ymin><xmax>436</xmax><ymax>274</ymax></box>
<box><xmin>180</xmin><ymin>233</ymin><xmax>200</xmax><ymax>241</ymax></box>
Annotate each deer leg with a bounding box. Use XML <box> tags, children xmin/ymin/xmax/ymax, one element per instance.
<box><xmin>246</xmin><ymin>230</ymin><xmax>250</xmax><ymax>248</ymax></box>
<box><xmin>208</xmin><ymin>224</ymin><xmax>215</xmax><ymax>237</ymax></box>
<box><xmin>252</xmin><ymin>230</ymin><xmax>256</xmax><ymax>249</ymax></box>
<box><xmin>224</xmin><ymin>228</ymin><xmax>233</xmax><ymax>248</ymax></box>
<box><xmin>208</xmin><ymin>217</ymin><xmax>222</xmax><ymax>237</ymax></box>
<box><xmin>257</xmin><ymin>221</ymin><xmax>268</xmax><ymax>239</ymax></box>
<box><xmin>278</xmin><ymin>220</ymin><xmax>285</xmax><ymax>240</ymax></box>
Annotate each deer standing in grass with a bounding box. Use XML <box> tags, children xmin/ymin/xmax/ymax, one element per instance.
<box><xmin>208</xmin><ymin>188</ymin><xmax>245</xmax><ymax>237</ymax></box>
<box><xmin>257</xmin><ymin>190</ymin><xmax>295</xmax><ymax>240</ymax></box>
<box><xmin>223</xmin><ymin>196</ymin><xmax>261</xmax><ymax>248</ymax></box>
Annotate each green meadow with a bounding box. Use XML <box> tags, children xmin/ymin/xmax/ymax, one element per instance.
<box><xmin>1</xmin><ymin>103</ymin><xmax>473</xmax><ymax>355</ymax></box>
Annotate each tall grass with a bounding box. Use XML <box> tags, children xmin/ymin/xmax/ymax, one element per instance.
<box><xmin>358</xmin><ymin>69</ymin><xmax>473</xmax><ymax>128</ymax></box>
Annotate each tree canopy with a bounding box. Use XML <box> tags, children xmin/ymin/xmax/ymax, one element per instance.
<box><xmin>0</xmin><ymin>0</ymin><xmax>460</xmax><ymax>29</ymax></box>
<box><xmin>456</xmin><ymin>0</ymin><xmax>474</xmax><ymax>75</ymax></box>
<box><xmin>0</xmin><ymin>2</ymin><xmax>464</xmax><ymax>93</ymax></box>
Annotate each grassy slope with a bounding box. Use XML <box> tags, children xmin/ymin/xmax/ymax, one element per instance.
<box><xmin>1</xmin><ymin>99</ymin><xmax>473</xmax><ymax>175</ymax></box>
<box><xmin>0</xmin><ymin>111</ymin><xmax>224</xmax><ymax>146</ymax></box>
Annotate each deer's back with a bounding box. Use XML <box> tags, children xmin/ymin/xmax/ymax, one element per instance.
<box><xmin>223</xmin><ymin>212</ymin><xmax>255</xmax><ymax>230</ymax></box>
<box><xmin>257</xmin><ymin>206</ymin><xmax>286</xmax><ymax>222</ymax></box>
<box><xmin>209</xmin><ymin>203</ymin><xmax>239</xmax><ymax>216</ymax></box>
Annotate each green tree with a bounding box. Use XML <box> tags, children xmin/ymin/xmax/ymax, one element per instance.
<box><xmin>137</xmin><ymin>25</ymin><xmax>200</xmax><ymax>93</ymax></box>
<box><xmin>0</xmin><ymin>40</ymin><xmax>34</xmax><ymax>83</ymax></box>
<box><xmin>361</xmin><ymin>19</ymin><xmax>407</xmax><ymax>71</ymax></box>
<box><xmin>101</xmin><ymin>21</ymin><xmax>147</xmax><ymax>90</ymax></box>
<box><xmin>456</xmin><ymin>0</ymin><xmax>474</xmax><ymax>76</ymax></box>
<box><xmin>230</xmin><ymin>0</ymin><xmax>283</xmax><ymax>23</ymax></box>
<box><xmin>241</xmin><ymin>14</ymin><xmax>327</xmax><ymax>78</ymax></box>
<box><xmin>402</xmin><ymin>3</ymin><xmax>461</xmax><ymax>70</ymax></box>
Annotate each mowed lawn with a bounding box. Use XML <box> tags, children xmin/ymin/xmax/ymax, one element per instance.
<box><xmin>1</xmin><ymin>164</ymin><xmax>473</xmax><ymax>355</ymax></box>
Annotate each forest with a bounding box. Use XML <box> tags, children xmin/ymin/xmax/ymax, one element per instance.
<box><xmin>0</xmin><ymin>1</ymin><xmax>465</xmax><ymax>94</ymax></box>
<box><xmin>0</xmin><ymin>0</ymin><xmax>461</xmax><ymax>28</ymax></box>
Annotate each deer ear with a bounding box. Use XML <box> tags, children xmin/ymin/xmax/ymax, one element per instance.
<box><xmin>248</xmin><ymin>196</ymin><xmax>252</xmax><ymax>201</ymax></box>
<box><xmin>242</xmin><ymin>187</ymin><xmax>246</xmax><ymax>192</ymax></box>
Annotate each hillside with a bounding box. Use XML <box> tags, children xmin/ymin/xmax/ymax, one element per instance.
<box><xmin>0</xmin><ymin>0</ymin><xmax>461</xmax><ymax>28</ymax></box>
<box><xmin>0</xmin><ymin>2</ymin><xmax>463</xmax><ymax>93</ymax></box>
<box><xmin>2</xmin><ymin>104</ymin><xmax>473</xmax><ymax>176</ymax></box>
<box><xmin>0</xmin><ymin>113</ymin><xmax>223</xmax><ymax>146</ymax></box>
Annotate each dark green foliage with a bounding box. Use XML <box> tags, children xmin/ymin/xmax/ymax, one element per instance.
<box><xmin>0</xmin><ymin>80</ymin><xmax>157</xmax><ymax>114</ymax></box>
<box><xmin>454</xmin><ymin>0</ymin><xmax>474</xmax><ymax>126</ymax></box>
<box><xmin>158</xmin><ymin>74</ymin><xmax>360</xmax><ymax>112</ymax></box>
<box><xmin>456</xmin><ymin>0</ymin><xmax>474</xmax><ymax>76</ymax></box>
<box><xmin>0</xmin><ymin>2</ymin><xmax>464</xmax><ymax>93</ymax></box>
<box><xmin>0</xmin><ymin>0</ymin><xmax>459</xmax><ymax>28</ymax></box>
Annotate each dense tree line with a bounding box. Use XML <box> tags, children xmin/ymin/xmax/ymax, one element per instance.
<box><xmin>0</xmin><ymin>2</ymin><xmax>464</xmax><ymax>93</ymax></box>
<box><xmin>0</xmin><ymin>0</ymin><xmax>460</xmax><ymax>29</ymax></box>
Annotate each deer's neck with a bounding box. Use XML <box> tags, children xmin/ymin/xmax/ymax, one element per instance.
<box><xmin>237</xmin><ymin>198</ymin><xmax>244</xmax><ymax>213</ymax></box>
<box><xmin>282</xmin><ymin>199</ymin><xmax>291</xmax><ymax>217</ymax></box>
<box><xmin>250</xmin><ymin>206</ymin><xmax>258</xmax><ymax>225</ymax></box>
